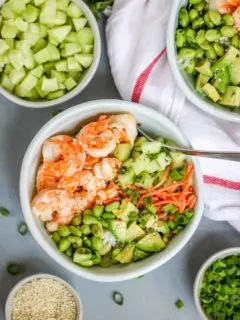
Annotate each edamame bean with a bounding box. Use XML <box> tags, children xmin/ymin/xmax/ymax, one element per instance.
<box><xmin>185</xmin><ymin>60</ymin><xmax>196</xmax><ymax>74</ymax></box>
<box><xmin>186</xmin><ymin>29</ymin><xmax>196</xmax><ymax>44</ymax></box>
<box><xmin>83</xmin><ymin>209</ymin><xmax>93</xmax><ymax>215</ymax></box>
<box><xmin>93</xmin><ymin>204</ymin><xmax>104</xmax><ymax>218</ymax></box>
<box><xmin>73</xmin><ymin>248</ymin><xmax>92</xmax><ymax>264</ymax></box>
<box><xmin>91</xmin><ymin>224</ymin><xmax>103</xmax><ymax>236</ymax></box>
<box><xmin>105</xmin><ymin>201</ymin><xmax>120</xmax><ymax>212</ymax></box>
<box><xmin>58</xmin><ymin>225</ymin><xmax>71</xmax><ymax>237</ymax></box>
<box><xmin>189</xmin><ymin>0</ymin><xmax>202</xmax><ymax>4</ymax></box>
<box><xmin>194</xmin><ymin>2</ymin><xmax>205</xmax><ymax>12</ymax></box>
<box><xmin>80</xmin><ymin>224</ymin><xmax>91</xmax><ymax>235</ymax></box>
<box><xmin>199</xmin><ymin>40</ymin><xmax>210</xmax><ymax>50</ymax></box>
<box><xmin>179</xmin><ymin>8</ymin><xmax>190</xmax><ymax>28</ymax></box>
<box><xmin>195</xmin><ymin>48</ymin><xmax>204</xmax><ymax>59</ymax></box>
<box><xmin>77</xmin><ymin>260</ymin><xmax>94</xmax><ymax>267</ymax></box>
<box><xmin>221</xmin><ymin>26</ymin><xmax>236</xmax><ymax>38</ymax></box>
<box><xmin>205</xmin><ymin>45</ymin><xmax>217</xmax><ymax>60</ymax></box>
<box><xmin>223</xmin><ymin>14</ymin><xmax>234</xmax><ymax>26</ymax></box>
<box><xmin>213</xmin><ymin>43</ymin><xmax>224</xmax><ymax>56</ymax></box>
<box><xmin>205</xmin><ymin>29</ymin><xmax>220</xmax><ymax>42</ymax></box>
<box><xmin>196</xmin><ymin>29</ymin><xmax>206</xmax><ymax>45</ymax></box>
<box><xmin>112</xmin><ymin>248</ymin><xmax>121</xmax><ymax>257</ymax></box>
<box><xmin>72</xmin><ymin>215</ymin><xmax>82</xmax><ymax>226</ymax></box>
<box><xmin>69</xmin><ymin>226</ymin><xmax>82</xmax><ymax>237</ymax></box>
<box><xmin>192</xmin><ymin>17</ymin><xmax>205</xmax><ymax>30</ymax></box>
<box><xmin>92</xmin><ymin>252</ymin><xmax>101</xmax><ymax>265</ymax></box>
<box><xmin>189</xmin><ymin>9</ymin><xmax>198</xmax><ymax>22</ymax></box>
<box><xmin>65</xmin><ymin>246</ymin><xmax>73</xmax><ymax>257</ymax></box>
<box><xmin>92</xmin><ymin>236</ymin><xmax>103</xmax><ymax>251</ymax></box>
<box><xmin>232</xmin><ymin>34</ymin><xmax>239</xmax><ymax>48</ymax></box>
<box><xmin>83</xmin><ymin>236</ymin><xmax>92</xmax><ymax>248</ymax></box>
<box><xmin>99</xmin><ymin>218</ymin><xmax>108</xmax><ymax>228</ymax></box>
<box><xmin>83</xmin><ymin>215</ymin><xmax>98</xmax><ymax>225</ymax></box>
<box><xmin>58</xmin><ymin>238</ymin><xmax>71</xmax><ymax>252</ymax></box>
<box><xmin>67</xmin><ymin>235</ymin><xmax>77</xmax><ymax>244</ymax></box>
<box><xmin>102</xmin><ymin>213</ymin><xmax>116</xmax><ymax>219</ymax></box>
<box><xmin>178</xmin><ymin>48</ymin><xmax>196</xmax><ymax>59</ymax></box>
<box><xmin>204</xmin><ymin>13</ymin><xmax>214</xmax><ymax>28</ymax></box>
<box><xmin>176</xmin><ymin>29</ymin><xmax>186</xmax><ymax>48</ymax></box>
<box><xmin>209</xmin><ymin>10</ymin><xmax>222</xmax><ymax>26</ymax></box>
<box><xmin>52</xmin><ymin>231</ymin><xmax>61</xmax><ymax>244</ymax></box>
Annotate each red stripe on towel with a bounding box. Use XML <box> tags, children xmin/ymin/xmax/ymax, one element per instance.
<box><xmin>204</xmin><ymin>175</ymin><xmax>240</xmax><ymax>191</ymax></box>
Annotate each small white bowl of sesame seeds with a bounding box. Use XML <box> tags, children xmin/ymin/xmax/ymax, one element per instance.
<box><xmin>5</xmin><ymin>273</ymin><xmax>82</xmax><ymax>320</ymax></box>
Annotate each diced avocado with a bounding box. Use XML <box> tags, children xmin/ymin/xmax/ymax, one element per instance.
<box><xmin>115</xmin><ymin>199</ymin><xmax>139</xmax><ymax>220</ymax></box>
<box><xmin>146</xmin><ymin>160</ymin><xmax>160</xmax><ymax>173</ymax></box>
<box><xmin>136</xmin><ymin>232</ymin><xmax>166</xmax><ymax>252</ymax></box>
<box><xmin>170</xmin><ymin>151</ymin><xmax>186</xmax><ymax>169</ymax></box>
<box><xmin>152</xmin><ymin>221</ymin><xmax>170</xmax><ymax>235</ymax></box>
<box><xmin>132</xmin><ymin>154</ymin><xmax>150</xmax><ymax>175</ymax></box>
<box><xmin>196</xmin><ymin>74</ymin><xmax>210</xmax><ymax>94</ymax></box>
<box><xmin>202</xmin><ymin>83</ymin><xmax>221</xmax><ymax>102</ymax></box>
<box><xmin>195</xmin><ymin>60</ymin><xmax>213</xmax><ymax>77</ymax></box>
<box><xmin>133</xmin><ymin>248</ymin><xmax>150</xmax><ymax>262</ymax></box>
<box><xmin>228</xmin><ymin>57</ymin><xmax>240</xmax><ymax>85</ymax></box>
<box><xmin>125</xmin><ymin>222</ymin><xmax>145</xmax><ymax>243</ymax></box>
<box><xmin>115</xmin><ymin>243</ymin><xmax>135</xmax><ymax>264</ymax></box>
<box><xmin>156</xmin><ymin>152</ymin><xmax>171</xmax><ymax>170</ymax></box>
<box><xmin>109</xmin><ymin>219</ymin><xmax>127</xmax><ymax>243</ymax></box>
<box><xmin>118</xmin><ymin>170</ymin><xmax>136</xmax><ymax>186</ymax></box>
<box><xmin>220</xmin><ymin>86</ymin><xmax>240</xmax><ymax>107</ymax></box>
<box><xmin>212</xmin><ymin>67</ymin><xmax>230</xmax><ymax>94</ymax></box>
<box><xmin>99</xmin><ymin>242</ymin><xmax>112</xmax><ymax>256</ymax></box>
<box><xmin>141</xmin><ymin>141</ymin><xmax>161</xmax><ymax>154</ymax></box>
<box><xmin>211</xmin><ymin>46</ymin><xmax>240</xmax><ymax>72</ymax></box>
<box><xmin>113</xmin><ymin>143</ymin><xmax>132</xmax><ymax>162</ymax></box>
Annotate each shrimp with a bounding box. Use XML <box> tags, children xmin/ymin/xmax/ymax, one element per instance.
<box><xmin>74</xmin><ymin>190</ymin><xmax>96</xmax><ymax>213</ymax></box>
<box><xmin>36</xmin><ymin>164</ymin><xmax>59</xmax><ymax>192</ymax></box>
<box><xmin>96</xmin><ymin>181</ymin><xmax>120</xmax><ymax>204</ymax></box>
<box><xmin>84</xmin><ymin>154</ymin><xmax>101</xmax><ymax>169</ymax></box>
<box><xmin>78</xmin><ymin>117</ymin><xmax>119</xmax><ymax>158</ymax></box>
<box><xmin>210</xmin><ymin>0</ymin><xmax>240</xmax><ymax>13</ymax></box>
<box><xmin>32</xmin><ymin>189</ymin><xmax>75</xmax><ymax>231</ymax></box>
<box><xmin>93</xmin><ymin>158</ymin><xmax>122</xmax><ymax>181</ymax></box>
<box><xmin>233</xmin><ymin>5</ymin><xmax>240</xmax><ymax>30</ymax></box>
<box><xmin>58</xmin><ymin>170</ymin><xmax>98</xmax><ymax>193</ymax></box>
<box><xmin>110</xmin><ymin>114</ymin><xmax>137</xmax><ymax>146</ymax></box>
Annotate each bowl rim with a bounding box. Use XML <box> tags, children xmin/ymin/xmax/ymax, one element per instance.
<box><xmin>193</xmin><ymin>247</ymin><xmax>240</xmax><ymax>320</ymax></box>
<box><xmin>5</xmin><ymin>273</ymin><xmax>83</xmax><ymax>320</ymax></box>
<box><xmin>166</xmin><ymin>0</ymin><xmax>240</xmax><ymax>123</ymax></box>
<box><xmin>19</xmin><ymin>99</ymin><xmax>205</xmax><ymax>282</ymax></box>
<box><xmin>0</xmin><ymin>0</ymin><xmax>101</xmax><ymax>108</ymax></box>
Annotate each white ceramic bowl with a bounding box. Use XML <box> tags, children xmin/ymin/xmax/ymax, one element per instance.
<box><xmin>194</xmin><ymin>247</ymin><xmax>240</xmax><ymax>320</ymax></box>
<box><xmin>20</xmin><ymin>99</ymin><xmax>204</xmax><ymax>282</ymax></box>
<box><xmin>5</xmin><ymin>273</ymin><xmax>83</xmax><ymax>320</ymax></box>
<box><xmin>167</xmin><ymin>0</ymin><xmax>240</xmax><ymax>123</ymax></box>
<box><xmin>0</xmin><ymin>0</ymin><xmax>101</xmax><ymax>108</ymax></box>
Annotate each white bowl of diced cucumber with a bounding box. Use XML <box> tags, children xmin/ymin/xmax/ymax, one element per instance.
<box><xmin>20</xmin><ymin>99</ymin><xmax>204</xmax><ymax>282</ymax></box>
<box><xmin>167</xmin><ymin>0</ymin><xmax>240</xmax><ymax>123</ymax></box>
<box><xmin>0</xmin><ymin>0</ymin><xmax>101</xmax><ymax>108</ymax></box>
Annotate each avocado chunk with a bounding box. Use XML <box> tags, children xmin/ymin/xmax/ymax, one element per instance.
<box><xmin>212</xmin><ymin>67</ymin><xmax>230</xmax><ymax>94</ymax></box>
<box><xmin>115</xmin><ymin>243</ymin><xmax>135</xmax><ymax>264</ymax></box>
<box><xmin>202</xmin><ymin>83</ymin><xmax>220</xmax><ymax>102</ymax></box>
<box><xmin>133</xmin><ymin>248</ymin><xmax>150</xmax><ymax>262</ymax></box>
<box><xmin>115</xmin><ymin>199</ymin><xmax>139</xmax><ymax>220</ymax></box>
<box><xmin>211</xmin><ymin>46</ymin><xmax>240</xmax><ymax>72</ymax></box>
<box><xmin>228</xmin><ymin>57</ymin><xmax>240</xmax><ymax>85</ymax></box>
<box><xmin>196</xmin><ymin>74</ymin><xmax>210</xmax><ymax>94</ymax></box>
<box><xmin>113</xmin><ymin>143</ymin><xmax>132</xmax><ymax>162</ymax></box>
<box><xmin>125</xmin><ymin>222</ymin><xmax>145</xmax><ymax>242</ymax></box>
<box><xmin>219</xmin><ymin>86</ymin><xmax>240</xmax><ymax>107</ymax></box>
<box><xmin>195</xmin><ymin>60</ymin><xmax>213</xmax><ymax>77</ymax></box>
<box><xmin>109</xmin><ymin>219</ymin><xmax>127</xmax><ymax>243</ymax></box>
<box><xmin>136</xmin><ymin>232</ymin><xmax>166</xmax><ymax>252</ymax></box>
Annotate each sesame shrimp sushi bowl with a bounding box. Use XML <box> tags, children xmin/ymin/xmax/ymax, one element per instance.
<box><xmin>20</xmin><ymin>99</ymin><xmax>204</xmax><ymax>282</ymax></box>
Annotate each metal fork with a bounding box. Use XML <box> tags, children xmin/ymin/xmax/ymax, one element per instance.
<box><xmin>137</xmin><ymin>127</ymin><xmax>240</xmax><ymax>162</ymax></box>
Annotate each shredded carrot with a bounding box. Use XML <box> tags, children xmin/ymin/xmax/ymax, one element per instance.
<box><xmin>169</xmin><ymin>215</ymin><xmax>176</xmax><ymax>221</ymax></box>
<box><xmin>179</xmin><ymin>164</ymin><xmax>194</xmax><ymax>201</ymax></box>
<box><xmin>145</xmin><ymin>167</ymin><xmax>170</xmax><ymax>192</ymax></box>
<box><xmin>103</xmin><ymin>197</ymin><xmax>121</xmax><ymax>204</ymax></box>
<box><xmin>188</xmin><ymin>196</ymin><xmax>197</xmax><ymax>209</ymax></box>
<box><xmin>158</xmin><ymin>212</ymin><xmax>168</xmax><ymax>220</ymax></box>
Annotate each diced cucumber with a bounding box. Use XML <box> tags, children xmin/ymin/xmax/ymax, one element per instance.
<box><xmin>15</xmin><ymin>17</ymin><xmax>28</xmax><ymax>32</ymax></box>
<box><xmin>20</xmin><ymin>73</ymin><xmax>38</xmax><ymax>90</ymax></box>
<box><xmin>9</xmin><ymin>0</ymin><xmax>26</xmax><ymax>14</ymax></box>
<box><xmin>34</xmin><ymin>0</ymin><xmax>46</xmax><ymax>6</ymax></box>
<box><xmin>146</xmin><ymin>160</ymin><xmax>160</xmax><ymax>173</ymax></box>
<box><xmin>55</xmin><ymin>60</ymin><xmax>68</xmax><ymax>72</ymax></box>
<box><xmin>29</xmin><ymin>23</ymin><xmax>40</xmax><ymax>34</ymax></box>
<box><xmin>47</xmin><ymin>90</ymin><xmax>65</xmax><ymax>100</ymax></box>
<box><xmin>9</xmin><ymin>50</ymin><xmax>24</xmax><ymax>70</ymax></box>
<box><xmin>133</xmin><ymin>136</ymin><xmax>148</xmax><ymax>151</ymax></box>
<box><xmin>30</xmin><ymin>65</ymin><xmax>44</xmax><ymax>78</ymax></box>
<box><xmin>68</xmin><ymin>70</ymin><xmax>81</xmax><ymax>81</ymax></box>
<box><xmin>58</xmin><ymin>83</ymin><xmax>65</xmax><ymax>90</ymax></box>
<box><xmin>34</xmin><ymin>47</ymin><xmax>50</xmax><ymax>64</ymax></box>
<box><xmin>48</xmin><ymin>25</ymin><xmax>71</xmax><ymax>44</ymax></box>
<box><xmin>0</xmin><ymin>39</ymin><xmax>10</xmax><ymax>55</ymax></box>
<box><xmin>22</xmin><ymin>49</ymin><xmax>35</xmax><ymax>69</ymax></box>
<box><xmin>15</xmin><ymin>40</ymin><xmax>30</xmax><ymax>52</ymax></box>
<box><xmin>41</xmin><ymin>77</ymin><xmax>58</xmax><ymax>92</ymax></box>
<box><xmin>3</xmin><ymin>64</ymin><xmax>13</xmax><ymax>74</ymax></box>
<box><xmin>9</xmin><ymin>68</ymin><xmax>26</xmax><ymax>85</ymax></box>
<box><xmin>55</xmin><ymin>10</ymin><xmax>67</xmax><ymax>25</ymax></box>
<box><xmin>5</xmin><ymin>39</ymin><xmax>15</xmax><ymax>49</ymax></box>
<box><xmin>1</xmin><ymin>3</ymin><xmax>16</xmax><ymax>19</ymax></box>
<box><xmin>115</xmin><ymin>243</ymin><xmax>135</xmax><ymax>264</ymax></box>
<box><xmin>32</xmin><ymin>38</ymin><xmax>47</xmax><ymax>54</ymax></box>
<box><xmin>118</xmin><ymin>170</ymin><xmax>136</xmax><ymax>186</ymax></box>
<box><xmin>46</xmin><ymin>43</ymin><xmax>60</xmax><ymax>61</ymax></box>
<box><xmin>22</xmin><ymin>32</ymin><xmax>40</xmax><ymax>46</ymax></box>
<box><xmin>1</xmin><ymin>74</ymin><xmax>15</xmax><ymax>92</ymax></box>
<box><xmin>81</xmin><ymin>44</ymin><xmax>93</xmax><ymax>53</ymax></box>
<box><xmin>1</xmin><ymin>22</ymin><xmax>18</xmax><ymax>38</ymax></box>
<box><xmin>56</xmin><ymin>0</ymin><xmax>69</xmax><ymax>11</ymax></box>
<box><xmin>22</xmin><ymin>4</ymin><xmax>40</xmax><ymax>22</ymax></box>
<box><xmin>65</xmin><ymin>31</ymin><xmax>78</xmax><ymax>42</ymax></box>
<box><xmin>51</xmin><ymin>70</ymin><xmax>67</xmax><ymax>83</ymax></box>
<box><xmin>39</xmin><ymin>24</ymin><xmax>47</xmax><ymax>37</ymax></box>
<box><xmin>170</xmin><ymin>151</ymin><xmax>186</xmax><ymax>169</ymax></box>
<box><xmin>43</xmin><ymin>62</ymin><xmax>55</xmax><ymax>74</ymax></box>
<box><xmin>67</xmin><ymin>2</ymin><xmax>83</xmax><ymax>18</ymax></box>
<box><xmin>75</xmin><ymin>53</ymin><xmax>93</xmax><ymax>68</ymax></box>
<box><xmin>36</xmin><ymin>78</ymin><xmax>48</xmax><ymax>97</ymax></box>
<box><xmin>15</xmin><ymin>84</ymin><xmax>30</xmax><ymax>97</ymax></box>
<box><xmin>125</xmin><ymin>222</ymin><xmax>145</xmax><ymax>243</ymax></box>
<box><xmin>135</xmin><ymin>172</ymin><xmax>154</xmax><ymax>189</ymax></box>
<box><xmin>64</xmin><ymin>77</ymin><xmax>77</xmax><ymax>90</ymax></box>
<box><xmin>109</xmin><ymin>220</ymin><xmax>126</xmax><ymax>243</ymax></box>
<box><xmin>141</xmin><ymin>141</ymin><xmax>161</xmax><ymax>154</ymax></box>
<box><xmin>73</xmin><ymin>18</ymin><xmax>87</xmax><ymax>31</ymax></box>
<box><xmin>77</xmin><ymin>28</ymin><xmax>94</xmax><ymax>45</ymax></box>
<box><xmin>132</xmin><ymin>154</ymin><xmax>150</xmax><ymax>175</ymax></box>
<box><xmin>156</xmin><ymin>152</ymin><xmax>171</xmax><ymax>170</ymax></box>
<box><xmin>123</xmin><ymin>158</ymin><xmax>133</xmax><ymax>168</ymax></box>
<box><xmin>113</xmin><ymin>143</ymin><xmax>131</xmax><ymax>162</ymax></box>
<box><xmin>61</xmin><ymin>43</ymin><xmax>81</xmax><ymax>57</ymax></box>
<box><xmin>67</xmin><ymin>57</ymin><xmax>82</xmax><ymax>71</ymax></box>
<box><xmin>40</xmin><ymin>0</ymin><xmax>56</xmax><ymax>25</ymax></box>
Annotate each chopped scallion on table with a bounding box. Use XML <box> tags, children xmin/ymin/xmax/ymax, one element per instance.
<box><xmin>0</xmin><ymin>207</ymin><xmax>10</xmax><ymax>216</ymax></box>
<box><xmin>18</xmin><ymin>222</ymin><xmax>28</xmax><ymax>236</ymax></box>
<box><xmin>113</xmin><ymin>291</ymin><xmax>124</xmax><ymax>305</ymax></box>
<box><xmin>175</xmin><ymin>299</ymin><xmax>184</xmax><ymax>309</ymax></box>
<box><xmin>7</xmin><ymin>263</ymin><xmax>21</xmax><ymax>276</ymax></box>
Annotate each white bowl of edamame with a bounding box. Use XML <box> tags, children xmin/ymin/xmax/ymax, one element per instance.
<box><xmin>167</xmin><ymin>0</ymin><xmax>240</xmax><ymax>123</ymax></box>
<box><xmin>20</xmin><ymin>99</ymin><xmax>204</xmax><ymax>282</ymax></box>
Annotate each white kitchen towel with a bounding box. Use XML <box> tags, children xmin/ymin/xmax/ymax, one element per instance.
<box><xmin>106</xmin><ymin>0</ymin><xmax>240</xmax><ymax>231</ymax></box>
